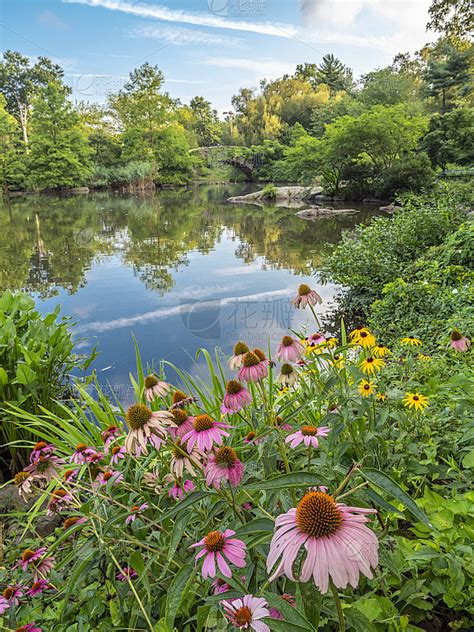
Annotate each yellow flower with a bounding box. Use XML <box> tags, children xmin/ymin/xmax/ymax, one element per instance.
<box><xmin>373</xmin><ymin>344</ymin><xmax>390</xmax><ymax>358</ymax></box>
<box><xmin>358</xmin><ymin>380</ymin><xmax>375</xmax><ymax>397</ymax></box>
<box><xmin>403</xmin><ymin>392</ymin><xmax>429</xmax><ymax>412</ymax></box>
<box><xmin>324</xmin><ymin>337</ymin><xmax>338</xmax><ymax>349</ymax></box>
<box><xmin>376</xmin><ymin>393</ymin><xmax>387</xmax><ymax>403</ymax></box>
<box><xmin>332</xmin><ymin>354</ymin><xmax>345</xmax><ymax>368</ymax></box>
<box><xmin>400</xmin><ymin>336</ymin><xmax>422</xmax><ymax>347</ymax></box>
<box><xmin>417</xmin><ymin>354</ymin><xmax>431</xmax><ymax>362</ymax></box>
<box><xmin>359</xmin><ymin>356</ymin><xmax>385</xmax><ymax>375</ymax></box>
<box><xmin>350</xmin><ymin>327</ymin><xmax>376</xmax><ymax>348</ymax></box>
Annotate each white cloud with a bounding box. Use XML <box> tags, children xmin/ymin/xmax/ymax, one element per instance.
<box><xmin>132</xmin><ymin>23</ymin><xmax>244</xmax><ymax>48</ymax></box>
<box><xmin>37</xmin><ymin>10</ymin><xmax>69</xmax><ymax>31</ymax></box>
<box><xmin>63</xmin><ymin>0</ymin><xmax>298</xmax><ymax>38</ymax></box>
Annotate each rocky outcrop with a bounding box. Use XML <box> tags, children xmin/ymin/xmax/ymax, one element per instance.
<box><xmin>228</xmin><ymin>185</ymin><xmax>323</xmax><ymax>207</ymax></box>
<box><xmin>296</xmin><ymin>207</ymin><xmax>359</xmax><ymax>220</ymax></box>
<box><xmin>380</xmin><ymin>204</ymin><xmax>402</xmax><ymax>214</ymax></box>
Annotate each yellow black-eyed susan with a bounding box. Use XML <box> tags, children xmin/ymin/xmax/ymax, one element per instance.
<box><xmin>403</xmin><ymin>392</ymin><xmax>429</xmax><ymax>412</ymax></box>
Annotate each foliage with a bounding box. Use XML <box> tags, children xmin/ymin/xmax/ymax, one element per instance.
<box><xmin>427</xmin><ymin>0</ymin><xmax>473</xmax><ymax>40</ymax></box>
<box><xmin>422</xmin><ymin>106</ymin><xmax>474</xmax><ymax>168</ymax></box>
<box><xmin>0</xmin><ymin>290</ymin><xmax>95</xmax><ymax>476</ymax></box>
<box><xmin>27</xmin><ymin>83</ymin><xmax>92</xmax><ymax>190</ymax></box>
<box><xmin>0</xmin><ymin>95</ymin><xmax>26</xmax><ymax>193</ymax></box>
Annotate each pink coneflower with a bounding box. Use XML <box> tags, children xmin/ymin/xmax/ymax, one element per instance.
<box><xmin>85</xmin><ymin>451</ymin><xmax>104</xmax><ymax>464</ymax></box>
<box><xmin>170</xmin><ymin>390</ymin><xmax>197</xmax><ymax>410</ymax></box>
<box><xmin>268</xmin><ymin>594</ymin><xmax>296</xmax><ymax>619</ymax></box>
<box><xmin>450</xmin><ymin>330</ymin><xmax>471</xmax><ymax>352</ymax></box>
<box><xmin>291</xmin><ymin>284</ymin><xmax>322</xmax><ymax>309</ymax></box>
<box><xmin>96</xmin><ymin>470</ymin><xmax>124</xmax><ymax>486</ymax></box>
<box><xmin>243</xmin><ymin>432</ymin><xmax>262</xmax><ymax>445</ymax></box>
<box><xmin>277</xmin><ymin>335</ymin><xmax>304</xmax><ymax>362</ymax></box>
<box><xmin>277</xmin><ymin>363</ymin><xmax>297</xmax><ymax>387</ymax></box>
<box><xmin>15</xmin><ymin>548</ymin><xmax>54</xmax><ymax>580</ymax></box>
<box><xmin>170</xmin><ymin>440</ymin><xmax>204</xmax><ymax>478</ymax></box>
<box><xmin>144</xmin><ymin>374</ymin><xmax>170</xmax><ymax>402</ymax></box>
<box><xmin>125</xmin><ymin>503</ymin><xmax>149</xmax><ymax>524</ymax></box>
<box><xmin>273</xmin><ymin>416</ymin><xmax>292</xmax><ymax>431</ymax></box>
<box><xmin>286</xmin><ymin>425</ymin><xmax>330</xmax><ymax>449</ymax></box>
<box><xmin>182</xmin><ymin>415</ymin><xmax>230</xmax><ymax>452</ymax></box>
<box><xmin>222</xmin><ymin>595</ymin><xmax>270</xmax><ymax>632</ymax></box>
<box><xmin>168</xmin><ymin>478</ymin><xmax>195</xmax><ymax>500</ymax></box>
<box><xmin>142</xmin><ymin>471</ymin><xmax>162</xmax><ymax>494</ymax></box>
<box><xmin>168</xmin><ymin>408</ymin><xmax>195</xmax><ymax>440</ymax></box>
<box><xmin>70</xmin><ymin>443</ymin><xmax>96</xmax><ymax>464</ymax></box>
<box><xmin>63</xmin><ymin>516</ymin><xmax>87</xmax><ymax>530</ymax></box>
<box><xmin>124</xmin><ymin>404</ymin><xmax>175</xmax><ymax>457</ymax></box>
<box><xmin>109</xmin><ymin>445</ymin><xmax>126</xmax><ymax>464</ymax></box>
<box><xmin>267</xmin><ymin>490</ymin><xmax>378</xmax><ymax>593</ymax></box>
<box><xmin>24</xmin><ymin>454</ymin><xmax>64</xmax><ymax>482</ymax></box>
<box><xmin>47</xmin><ymin>489</ymin><xmax>74</xmax><ymax>514</ymax></box>
<box><xmin>238</xmin><ymin>352</ymin><xmax>268</xmax><ymax>383</ymax></box>
<box><xmin>27</xmin><ymin>580</ymin><xmax>51</xmax><ymax>597</ymax></box>
<box><xmin>221</xmin><ymin>380</ymin><xmax>252</xmax><ymax>414</ymax></box>
<box><xmin>229</xmin><ymin>341</ymin><xmax>250</xmax><ymax>370</ymax></box>
<box><xmin>306</xmin><ymin>333</ymin><xmax>326</xmax><ymax>349</ymax></box>
<box><xmin>0</xmin><ymin>585</ymin><xmax>24</xmax><ymax>613</ymax></box>
<box><xmin>205</xmin><ymin>447</ymin><xmax>244</xmax><ymax>489</ymax></box>
<box><xmin>101</xmin><ymin>425</ymin><xmax>120</xmax><ymax>451</ymax></box>
<box><xmin>191</xmin><ymin>529</ymin><xmax>246</xmax><ymax>579</ymax></box>
<box><xmin>15</xmin><ymin>623</ymin><xmax>42</xmax><ymax>632</ymax></box>
<box><xmin>211</xmin><ymin>577</ymin><xmax>232</xmax><ymax>595</ymax></box>
<box><xmin>14</xmin><ymin>471</ymin><xmax>36</xmax><ymax>502</ymax></box>
<box><xmin>30</xmin><ymin>441</ymin><xmax>55</xmax><ymax>463</ymax></box>
<box><xmin>63</xmin><ymin>468</ymin><xmax>78</xmax><ymax>482</ymax></box>
<box><xmin>116</xmin><ymin>567</ymin><xmax>138</xmax><ymax>581</ymax></box>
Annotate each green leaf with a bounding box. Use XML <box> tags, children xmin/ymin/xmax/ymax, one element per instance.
<box><xmin>462</xmin><ymin>449</ymin><xmax>474</xmax><ymax>469</ymax></box>
<box><xmin>130</xmin><ymin>550</ymin><xmax>145</xmax><ymax>574</ymax></box>
<box><xmin>164</xmin><ymin>562</ymin><xmax>194</xmax><ymax>628</ymax></box>
<box><xmin>15</xmin><ymin>363</ymin><xmax>37</xmax><ymax>385</ymax></box>
<box><xmin>158</xmin><ymin>491</ymin><xmax>208</xmax><ymax>522</ymax></box>
<box><xmin>361</xmin><ymin>468</ymin><xmax>432</xmax><ymax>527</ymax></box>
<box><xmin>0</xmin><ymin>367</ymin><xmax>8</xmax><ymax>386</ymax></box>
<box><xmin>262</xmin><ymin>618</ymin><xmax>311</xmax><ymax>632</ymax></box>
<box><xmin>264</xmin><ymin>592</ymin><xmax>315</xmax><ymax>630</ymax></box>
<box><xmin>244</xmin><ymin>472</ymin><xmax>328</xmax><ymax>491</ymax></box>
<box><xmin>234</xmin><ymin>518</ymin><xmax>274</xmax><ymax>537</ymax></box>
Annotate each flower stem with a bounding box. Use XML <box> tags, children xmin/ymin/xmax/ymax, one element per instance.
<box><xmin>330</xmin><ymin>578</ymin><xmax>346</xmax><ymax>631</ymax></box>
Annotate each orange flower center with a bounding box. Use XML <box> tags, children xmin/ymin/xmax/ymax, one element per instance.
<box><xmin>126</xmin><ymin>404</ymin><xmax>152</xmax><ymax>430</ymax></box>
<box><xmin>215</xmin><ymin>446</ymin><xmax>237</xmax><ymax>466</ymax></box>
<box><xmin>31</xmin><ymin>581</ymin><xmax>43</xmax><ymax>591</ymax></box>
<box><xmin>226</xmin><ymin>379</ymin><xmax>243</xmax><ymax>395</ymax></box>
<box><xmin>194</xmin><ymin>414</ymin><xmax>214</xmax><ymax>432</ymax></box>
<box><xmin>233</xmin><ymin>341</ymin><xmax>249</xmax><ymax>355</ymax></box>
<box><xmin>144</xmin><ymin>375</ymin><xmax>158</xmax><ymax>388</ymax></box>
<box><xmin>76</xmin><ymin>443</ymin><xmax>87</xmax><ymax>452</ymax></box>
<box><xmin>52</xmin><ymin>489</ymin><xmax>68</xmax><ymax>498</ymax></box>
<box><xmin>301</xmin><ymin>425</ymin><xmax>317</xmax><ymax>436</ymax></box>
<box><xmin>296</xmin><ymin>491</ymin><xmax>343</xmax><ymax>538</ymax></box>
<box><xmin>246</xmin><ymin>432</ymin><xmax>256</xmax><ymax>441</ymax></box>
<box><xmin>280</xmin><ymin>363</ymin><xmax>294</xmax><ymax>376</ymax></box>
<box><xmin>450</xmin><ymin>330</ymin><xmax>462</xmax><ymax>341</ymax></box>
<box><xmin>234</xmin><ymin>606</ymin><xmax>252</xmax><ymax>626</ymax></box>
<box><xmin>112</xmin><ymin>446</ymin><xmax>122</xmax><ymax>455</ymax></box>
<box><xmin>130</xmin><ymin>505</ymin><xmax>141</xmax><ymax>512</ymax></box>
<box><xmin>282</xmin><ymin>335</ymin><xmax>294</xmax><ymax>347</ymax></box>
<box><xmin>14</xmin><ymin>471</ymin><xmax>29</xmax><ymax>485</ymax></box>
<box><xmin>21</xmin><ymin>549</ymin><xmax>36</xmax><ymax>562</ymax></box>
<box><xmin>103</xmin><ymin>471</ymin><xmax>114</xmax><ymax>481</ymax></box>
<box><xmin>172</xmin><ymin>409</ymin><xmax>188</xmax><ymax>426</ymax></box>
<box><xmin>3</xmin><ymin>587</ymin><xmax>14</xmax><ymax>599</ymax></box>
<box><xmin>34</xmin><ymin>441</ymin><xmax>47</xmax><ymax>450</ymax></box>
<box><xmin>204</xmin><ymin>531</ymin><xmax>225</xmax><ymax>552</ymax></box>
<box><xmin>64</xmin><ymin>516</ymin><xmax>81</xmax><ymax>529</ymax></box>
<box><xmin>298</xmin><ymin>283</ymin><xmax>311</xmax><ymax>296</ymax></box>
<box><xmin>242</xmin><ymin>352</ymin><xmax>260</xmax><ymax>367</ymax></box>
<box><xmin>172</xmin><ymin>390</ymin><xmax>188</xmax><ymax>404</ymax></box>
<box><xmin>252</xmin><ymin>348</ymin><xmax>266</xmax><ymax>361</ymax></box>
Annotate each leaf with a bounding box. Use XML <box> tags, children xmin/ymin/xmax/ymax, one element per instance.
<box><xmin>361</xmin><ymin>468</ymin><xmax>432</xmax><ymax>527</ymax></box>
<box><xmin>130</xmin><ymin>550</ymin><xmax>145</xmax><ymax>574</ymax></box>
<box><xmin>164</xmin><ymin>562</ymin><xmax>194</xmax><ymax>628</ymax></box>
<box><xmin>462</xmin><ymin>449</ymin><xmax>474</xmax><ymax>469</ymax></box>
<box><xmin>234</xmin><ymin>518</ymin><xmax>274</xmax><ymax>537</ymax></box>
<box><xmin>158</xmin><ymin>491</ymin><xmax>208</xmax><ymax>522</ymax></box>
<box><xmin>15</xmin><ymin>363</ymin><xmax>37</xmax><ymax>385</ymax></box>
<box><xmin>0</xmin><ymin>367</ymin><xmax>8</xmax><ymax>385</ymax></box>
<box><xmin>244</xmin><ymin>472</ymin><xmax>328</xmax><ymax>491</ymax></box>
<box><xmin>264</xmin><ymin>592</ymin><xmax>315</xmax><ymax>630</ymax></box>
<box><xmin>262</xmin><ymin>618</ymin><xmax>311</xmax><ymax>632</ymax></box>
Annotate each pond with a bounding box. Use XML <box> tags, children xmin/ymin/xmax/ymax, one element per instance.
<box><xmin>0</xmin><ymin>185</ymin><xmax>379</xmax><ymax>398</ymax></box>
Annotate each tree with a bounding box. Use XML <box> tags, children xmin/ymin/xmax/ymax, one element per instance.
<box><xmin>428</xmin><ymin>0</ymin><xmax>473</xmax><ymax>40</ymax></box>
<box><xmin>358</xmin><ymin>67</ymin><xmax>422</xmax><ymax>106</ymax></box>
<box><xmin>0</xmin><ymin>50</ymin><xmax>65</xmax><ymax>147</ymax></box>
<box><xmin>27</xmin><ymin>84</ymin><xmax>92</xmax><ymax>190</ymax></box>
<box><xmin>422</xmin><ymin>107</ymin><xmax>474</xmax><ymax>168</ymax></box>
<box><xmin>424</xmin><ymin>43</ymin><xmax>472</xmax><ymax>113</ymax></box>
<box><xmin>0</xmin><ymin>95</ymin><xmax>26</xmax><ymax>193</ymax></box>
<box><xmin>189</xmin><ymin>96</ymin><xmax>222</xmax><ymax>147</ymax></box>
<box><xmin>316</xmin><ymin>54</ymin><xmax>354</xmax><ymax>93</ymax></box>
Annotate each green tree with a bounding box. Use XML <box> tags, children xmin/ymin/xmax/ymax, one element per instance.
<box><xmin>27</xmin><ymin>83</ymin><xmax>92</xmax><ymax>190</ymax></box>
<box><xmin>422</xmin><ymin>107</ymin><xmax>474</xmax><ymax>168</ymax></box>
<box><xmin>428</xmin><ymin>0</ymin><xmax>473</xmax><ymax>40</ymax></box>
<box><xmin>315</xmin><ymin>54</ymin><xmax>354</xmax><ymax>93</ymax></box>
<box><xmin>0</xmin><ymin>50</ymin><xmax>65</xmax><ymax>147</ymax></box>
<box><xmin>189</xmin><ymin>96</ymin><xmax>222</xmax><ymax>147</ymax></box>
<box><xmin>424</xmin><ymin>43</ymin><xmax>472</xmax><ymax>113</ymax></box>
<box><xmin>358</xmin><ymin>67</ymin><xmax>422</xmax><ymax>106</ymax></box>
<box><xmin>0</xmin><ymin>95</ymin><xmax>26</xmax><ymax>193</ymax></box>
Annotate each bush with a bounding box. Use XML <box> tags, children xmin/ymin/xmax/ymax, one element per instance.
<box><xmin>374</xmin><ymin>153</ymin><xmax>435</xmax><ymax>199</ymax></box>
<box><xmin>261</xmin><ymin>183</ymin><xmax>278</xmax><ymax>200</ymax></box>
<box><xmin>0</xmin><ymin>291</ymin><xmax>95</xmax><ymax>476</ymax></box>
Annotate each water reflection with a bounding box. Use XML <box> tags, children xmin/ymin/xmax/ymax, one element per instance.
<box><xmin>0</xmin><ymin>185</ymin><xmax>378</xmax><ymax>390</ymax></box>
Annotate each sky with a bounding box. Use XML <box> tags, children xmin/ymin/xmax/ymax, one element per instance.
<box><xmin>1</xmin><ymin>0</ymin><xmax>435</xmax><ymax>113</ymax></box>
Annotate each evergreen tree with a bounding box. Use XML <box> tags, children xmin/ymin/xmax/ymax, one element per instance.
<box><xmin>316</xmin><ymin>54</ymin><xmax>354</xmax><ymax>93</ymax></box>
<box><xmin>424</xmin><ymin>43</ymin><xmax>472</xmax><ymax>113</ymax></box>
<box><xmin>27</xmin><ymin>84</ymin><xmax>92</xmax><ymax>190</ymax></box>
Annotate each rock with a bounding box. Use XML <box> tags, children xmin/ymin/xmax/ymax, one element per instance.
<box><xmin>380</xmin><ymin>204</ymin><xmax>402</xmax><ymax>214</ymax></box>
<box><xmin>36</xmin><ymin>514</ymin><xmax>62</xmax><ymax>537</ymax></box>
<box><xmin>296</xmin><ymin>207</ymin><xmax>360</xmax><ymax>220</ymax></box>
<box><xmin>0</xmin><ymin>484</ymin><xmax>29</xmax><ymax>512</ymax></box>
<box><xmin>69</xmin><ymin>187</ymin><xmax>90</xmax><ymax>195</ymax></box>
<box><xmin>228</xmin><ymin>185</ymin><xmax>323</xmax><ymax>207</ymax></box>
<box><xmin>362</xmin><ymin>197</ymin><xmax>384</xmax><ymax>204</ymax></box>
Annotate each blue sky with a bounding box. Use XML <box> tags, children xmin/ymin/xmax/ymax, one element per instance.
<box><xmin>2</xmin><ymin>0</ymin><xmax>434</xmax><ymax>113</ymax></box>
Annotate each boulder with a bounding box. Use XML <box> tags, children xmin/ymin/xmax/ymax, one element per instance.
<box><xmin>380</xmin><ymin>204</ymin><xmax>402</xmax><ymax>214</ymax></box>
<box><xmin>228</xmin><ymin>185</ymin><xmax>323</xmax><ymax>207</ymax></box>
<box><xmin>296</xmin><ymin>207</ymin><xmax>360</xmax><ymax>220</ymax></box>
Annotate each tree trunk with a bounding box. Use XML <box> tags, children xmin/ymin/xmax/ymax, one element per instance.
<box><xmin>19</xmin><ymin>106</ymin><xmax>29</xmax><ymax>150</ymax></box>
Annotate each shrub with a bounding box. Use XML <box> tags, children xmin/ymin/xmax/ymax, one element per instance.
<box><xmin>261</xmin><ymin>183</ymin><xmax>278</xmax><ymax>200</ymax></box>
<box><xmin>374</xmin><ymin>153</ymin><xmax>435</xmax><ymax>199</ymax></box>
<box><xmin>0</xmin><ymin>291</ymin><xmax>95</xmax><ymax>476</ymax></box>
